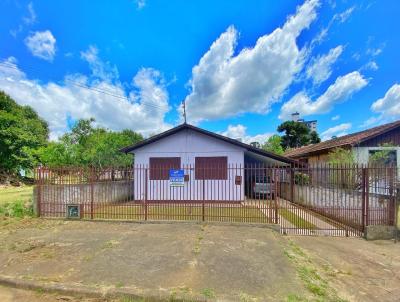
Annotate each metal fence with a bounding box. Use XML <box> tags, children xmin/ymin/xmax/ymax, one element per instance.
<box><xmin>279</xmin><ymin>164</ymin><xmax>397</xmax><ymax>236</ymax></box>
<box><xmin>34</xmin><ymin>164</ymin><xmax>398</xmax><ymax>236</ymax></box>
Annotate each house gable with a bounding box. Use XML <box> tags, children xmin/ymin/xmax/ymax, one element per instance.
<box><xmin>121</xmin><ymin>123</ymin><xmax>293</xmax><ymax>164</ymax></box>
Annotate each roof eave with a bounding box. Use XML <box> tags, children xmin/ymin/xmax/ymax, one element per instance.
<box><xmin>120</xmin><ymin>123</ymin><xmax>294</xmax><ymax>164</ymax></box>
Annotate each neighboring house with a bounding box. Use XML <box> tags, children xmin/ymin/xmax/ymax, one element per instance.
<box><xmin>121</xmin><ymin>123</ymin><xmax>293</xmax><ymax>201</ymax></box>
<box><xmin>285</xmin><ymin>120</ymin><xmax>400</xmax><ymax>170</ymax></box>
<box><xmin>291</xmin><ymin>112</ymin><xmax>317</xmax><ymax>132</ymax></box>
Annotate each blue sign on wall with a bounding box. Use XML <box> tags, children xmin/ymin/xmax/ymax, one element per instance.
<box><xmin>169</xmin><ymin>169</ymin><xmax>184</xmax><ymax>187</ymax></box>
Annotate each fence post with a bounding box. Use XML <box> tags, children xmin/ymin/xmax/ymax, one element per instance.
<box><xmin>365</xmin><ymin>168</ymin><xmax>369</xmax><ymax>227</ymax></box>
<box><xmin>144</xmin><ymin>167</ymin><xmax>148</xmax><ymax>221</ymax></box>
<box><xmin>202</xmin><ymin>176</ymin><xmax>205</xmax><ymax>222</ymax></box>
<box><xmin>361</xmin><ymin>167</ymin><xmax>369</xmax><ymax>231</ymax></box>
<box><xmin>90</xmin><ymin>168</ymin><xmax>94</xmax><ymax>220</ymax></box>
<box><xmin>36</xmin><ymin>168</ymin><xmax>42</xmax><ymax>217</ymax></box>
<box><xmin>274</xmin><ymin>169</ymin><xmax>279</xmax><ymax>224</ymax></box>
<box><xmin>290</xmin><ymin>167</ymin><xmax>295</xmax><ymax>202</ymax></box>
<box><xmin>388</xmin><ymin>167</ymin><xmax>395</xmax><ymax>226</ymax></box>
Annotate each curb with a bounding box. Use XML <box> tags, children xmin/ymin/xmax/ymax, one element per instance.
<box><xmin>0</xmin><ymin>275</ymin><xmax>207</xmax><ymax>301</ymax></box>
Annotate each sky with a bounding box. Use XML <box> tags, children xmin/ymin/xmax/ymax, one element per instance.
<box><xmin>1</xmin><ymin>0</ymin><xmax>400</xmax><ymax>142</ymax></box>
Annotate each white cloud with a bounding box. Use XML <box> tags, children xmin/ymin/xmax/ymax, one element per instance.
<box><xmin>366</xmin><ymin>37</ymin><xmax>385</xmax><ymax>57</ymax></box>
<box><xmin>221</xmin><ymin>124</ymin><xmax>272</xmax><ymax>144</ymax></box>
<box><xmin>183</xmin><ymin>0</ymin><xmax>320</xmax><ymax>123</ymax></box>
<box><xmin>280</xmin><ymin>71</ymin><xmax>368</xmax><ymax>119</ymax></box>
<box><xmin>335</xmin><ymin>6</ymin><xmax>355</xmax><ymax>23</ymax></box>
<box><xmin>321</xmin><ymin>123</ymin><xmax>352</xmax><ymax>141</ymax></box>
<box><xmin>23</xmin><ymin>2</ymin><xmax>37</xmax><ymax>25</ymax></box>
<box><xmin>135</xmin><ymin>0</ymin><xmax>146</xmax><ymax>9</ymax></box>
<box><xmin>25</xmin><ymin>30</ymin><xmax>56</xmax><ymax>61</ymax></box>
<box><xmin>311</xmin><ymin>6</ymin><xmax>355</xmax><ymax>46</ymax></box>
<box><xmin>366</xmin><ymin>46</ymin><xmax>384</xmax><ymax>57</ymax></box>
<box><xmin>0</xmin><ymin>51</ymin><xmax>171</xmax><ymax>139</ymax></box>
<box><xmin>331</xmin><ymin>115</ymin><xmax>340</xmax><ymax>121</ymax></box>
<box><xmin>362</xmin><ymin>61</ymin><xmax>378</xmax><ymax>71</ymax></box>
<box><xmin>306</xmin><ymin>45</ymin><xmax>343</xmax><ymax>85</ymax></box>
<box><xmin>81</xmin><ymin>45</ymin><xmax>119</xmax><ymax>81</ymax></box>
<box><xmin>10</xmin><ymin>2</ymin><xmax>37</xmax><ymax>37</ymax></box>
<box><xmin>371</xmin><ymin>84</ymin><xmax>400</xmax><ymax>118</ymax></box>
<box><xmin>359</xmin><ymin>116</ymin><xmax>382</xmax><ymax>128</ymax></box>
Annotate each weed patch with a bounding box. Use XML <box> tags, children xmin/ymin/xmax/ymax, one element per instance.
<box><xmin>115</xmin><ymin>281</ymin><xmax>124</xmax><ymax>288</ymax></box>
<box><xmin>201</xmin><ymin>288</ymin><xmax>215</xmax><ymax>299</ymax></box>
<box><xmin>239</xmin><ymin>292</ymin><xmax>258</xmax><ymax>302</ymax></box>
<box><xmin>193</xmin><ymin>227</ymin><xmax>205</xmax><ymax>255</ymax></box>
<box><xmin>0</xmin><ymin>199</ymin><xmax>33</xmax><ymax>218</ymax></box>
<box><xmin>284</xmin><ymin>239</ymin><xmax>347</xmax><ymax>302</ymax></box>
<box><xmin>102</xmin><ymin>240</ymin><xmax>120</xmax><ymax>249</ymax></box>
<box><xmin>286</xmin><ymin>293</ymin><xmax>307</xmax><ymax>302</ymax></box>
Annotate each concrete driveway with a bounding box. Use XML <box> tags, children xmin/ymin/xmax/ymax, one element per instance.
<box><xmin>0</xmin><ymin>218</ymin><xmax>399</xmax><ymax>302</ymax></box>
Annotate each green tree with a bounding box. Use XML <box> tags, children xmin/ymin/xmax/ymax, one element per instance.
<box><xmin>81</xmin><ymin>128</ymin><xmax>143</xmax><ymax>167</ymax></box>
<box><xmin>327</xmin><ymin>148</ymin><xmax>354</xmax><ymax>165</ymax></box>
<box><xmin>262</xmin><ymin>135</ymin><xmax>284</xmax><ymax>155</ymax></box>
<box><xmin>309</xmin><ymin>131</ymin><xmax>321</xmax><ymax>144</ymax></box>
<box><xmin>37</xmin><ymin>118</ymin><xmax>143</xmax><ymax>167</ymax></box>
<box><xmin>327</xmin><ymin>148</ymin><xmax>356</xmax><ymax>189</ymax></box>
<box><xmin>69</xmin><ymin>117</ymin><xmax>96</xmax><ymax>145</ymax></box>
<box><xmin>0</xmin><ymin>91</ymin><xmax>48</xmax><ymax>176</ymax></box>
<box><xmin>368</xmin><ymin>143</ymin><xmax>397</xmax><ymax>166</ymax></box>
<box><xmin>277</xmin><ymin>121</ymin><xmax>321</xmax><ymax>149</ymax></box>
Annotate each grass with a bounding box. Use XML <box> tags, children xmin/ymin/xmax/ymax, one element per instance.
<box><xmin>201</xmin><ymin>288</ymin><xmax>216</xmax><ymax>299</ymax></box>
<box><xmin>87</xmin><ymin>203</ymin><xmax>270</xmax><ymax>223</ymax></box>
<box><xmin>0</xmin><ymin>186</ymin><xmax>33</xmax><ymax>205</ymax></box>
<box><xmin>279</xmin><ymin>209</ymin><xmax>317</xmax><ymax>229</ymax></box>
<box><xmin>284</xmin><ymin>239</ymin><xmax>347</xmax><ymax>302</ymax></box>
<box><xmin>0</xmin><ymin>186</ymin><xmax>34</xmax><ymax>218</ymax></box>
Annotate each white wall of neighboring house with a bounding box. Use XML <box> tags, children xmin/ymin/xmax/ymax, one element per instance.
<box><xmin>353</xmin><ymin>146</ymin><xmax>400</xmax><ymax>191</ymax></box>
<box><xmin>353</xmin><ymin>146</ymin><xmax>400</xmax><ymax>170</ymax></box>
<box><xmin>132</xmin><ymin>129</ymin><xmax>245</xmax><ymax>201</ymax></box>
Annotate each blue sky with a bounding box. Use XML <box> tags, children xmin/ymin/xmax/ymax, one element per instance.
<box><xmin>1</xmin><ymin>0</ymin><xmax>399</xmax><ymax>142</ymax></box>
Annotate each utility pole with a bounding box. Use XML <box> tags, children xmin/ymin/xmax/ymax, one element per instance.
<box><xmin>182</xmin><ymin>99</ymin><xmax>187</xmax><ymax>124</ymax></box>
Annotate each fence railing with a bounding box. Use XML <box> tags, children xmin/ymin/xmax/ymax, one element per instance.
<box><xmin>34</xmin><ymin>164</ymin><xmax>398</xmax><ymax>236</ymax></box>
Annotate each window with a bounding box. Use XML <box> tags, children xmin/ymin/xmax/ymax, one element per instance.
<box><xmin>195</xmin><ymin>156</ymin><xmax>228</xmax><ymax>180</ymax></box>
<box><xmin>149</xmin><ymin>157</ymin><xmax>181</xmax><ymax>180</ymax></box>
<box><xmin>368</xmin><ymin>150</ymin><xmax>397</xmax><ymax>166</ymax></box>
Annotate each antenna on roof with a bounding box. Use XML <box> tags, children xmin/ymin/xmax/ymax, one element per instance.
<box><xmin>182</xmin><ymin>99</ymin><xmax>187</xmax><ymax>124</ymax></box>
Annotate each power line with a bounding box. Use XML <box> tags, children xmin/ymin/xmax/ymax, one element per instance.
<box><xmin>0</xmin><ymin>61</ymin><xmax>164</xmax><ymax>110</ymax></box>
<box><xmin>0</xmin><ymin>61</ymin><xmax>167</xmax><ymax>112</ymax></box>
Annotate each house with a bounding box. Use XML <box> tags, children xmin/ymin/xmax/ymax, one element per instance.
<box><xmin>121</xmin><ymin>123</ymin><xmax>293</xmax><ymax>202</ymax></box>
<box><xmin>285</xmin><ymin>120</ymin><xmax>400</xmax><ymax>169</ymax></box>
<box><xmin>291</xmin><ymin>112</ymin><xmax>317</xmax><ymax>132</ymax></box>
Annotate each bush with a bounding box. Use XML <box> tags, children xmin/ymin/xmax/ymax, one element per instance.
<box><xmin>294</xmin><ymin>172</ymin><xmax>310</xmax><ymax>185</ymax></box>
<box><xmin>0</xmin><ymin>200</ymin><xmax>33</xmax><ymax>218</ymax></box>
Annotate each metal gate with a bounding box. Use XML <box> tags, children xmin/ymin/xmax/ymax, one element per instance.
<box><xmin>275</xmin><ymin>164</ymin><xmax>397</xmax><ymax>236</ymax></box>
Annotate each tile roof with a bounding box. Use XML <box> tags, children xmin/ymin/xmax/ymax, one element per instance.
<box><xmin>285</xmin><ymin>120</ymin><xmax>400</xmax><ymax>158</ymax></box>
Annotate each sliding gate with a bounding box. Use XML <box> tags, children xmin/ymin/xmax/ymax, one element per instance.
<box><xmin>276</xmin><ymin>164</ymin><xmax>397</xmax><ymax>236</ymax></box>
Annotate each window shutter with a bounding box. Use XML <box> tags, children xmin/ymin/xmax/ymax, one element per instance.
<box><xmin>149</xmin><ymin>157</ymin><xmax>181</xmax><ymax>180</ymax></box>
<box><xmin>195</xmin><ymin>157</ymin><xmax>227</xmax><ymax>180</ymax></box>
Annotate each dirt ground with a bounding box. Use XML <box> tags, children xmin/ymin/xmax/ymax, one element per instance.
<box><xmin>292</xmin><ymin>236</ymin><xmax>400</xmax><ymax>302</ymax></box>
<box><xmin>0</xmin><ymin>218</ymin><xmax>399</xmax><ymax>301</ymax></box>
<box><xmin>0</xmin><ymin>285</ymin><xmax>106</xmax><ymax>302</ymax></box>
